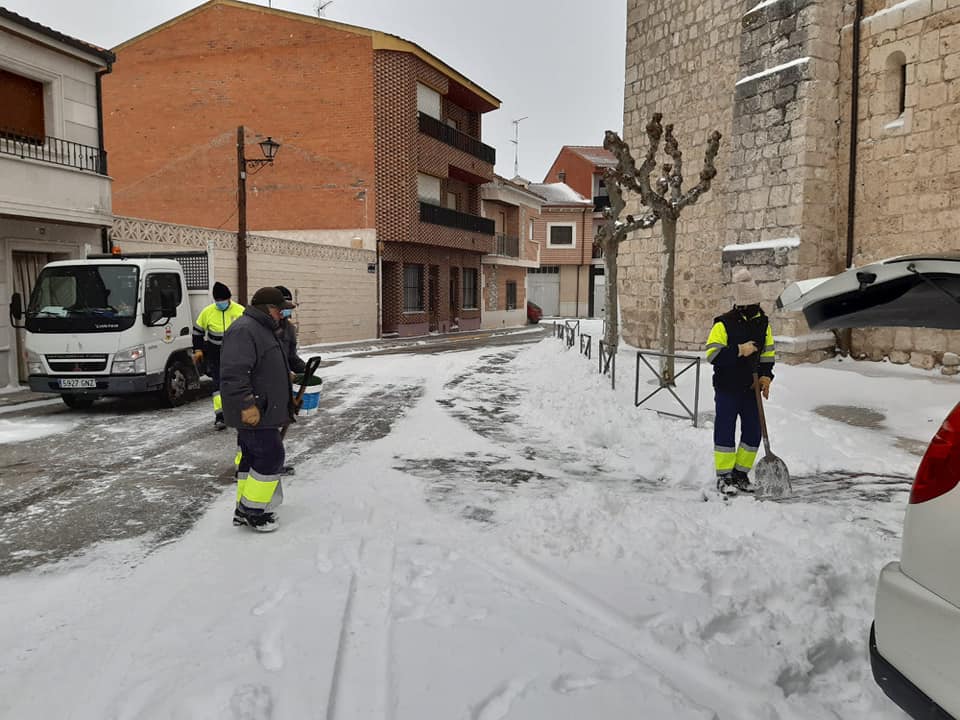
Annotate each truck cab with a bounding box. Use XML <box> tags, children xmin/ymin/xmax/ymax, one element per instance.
<box><xmin>11</xmin><ymin>251</ymin><xmax>212</xmax><ymax>409</ymax></box>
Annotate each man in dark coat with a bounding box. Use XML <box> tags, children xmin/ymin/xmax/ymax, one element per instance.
<box><xmin>221</xmin><ymin>286</ymin><xmax>297</xmax><ymax>532</ymax></box>
<box><xmin>274</xmin><ymin>285</ymin><xmax>306</xmax><ymax>374</ymax></box>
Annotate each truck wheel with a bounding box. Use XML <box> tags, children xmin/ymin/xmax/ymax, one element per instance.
<box><xmin>61</xmin><ymin>394</ymin><xmax>96</xmax><ymax>410</ymax></box>
<box><xmin>161</xmin><ymin>360</ymin><xmax>190</xmax><ymax>407</ymax></box>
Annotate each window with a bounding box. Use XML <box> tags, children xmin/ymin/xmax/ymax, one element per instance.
<box><xmin>548</xmin><ymin>223</ymin><xmax>575</xmax><ymax>248</ymax></box>
<box><xmin>403</xmin><ymin>264</ymin><xmax>424</xmax><ymax>312</ymax></box>
<box><xmin>528</xmin><ymin>266</ymin><xmax>559</xmax><ymax>274</ymax></box>
<box><xmin>529</xmin><ymin>219</ymin><xmax>535</xmax><ymax>240</ymax></box>
<box><xmin>145</xmin><ymin>273</ymin><xmax>183</xmax><ymax>315</ymax></box>
<box><xmin>445</xmin><ymin>192</ymin><xmax>459</xmax><ymax>211</ymax></box>
<box><xmin>506</xmin><ymin>281</ymin><xmax>517</xmax><ymax>310</ymax></box>
<box><xmin>462</xmin><ymin>268</ymin><xmax>478</xmax><ymax>309</ymax></box>
<box><xmin>417</xmin><ymin>83</ymin><xmax>441</xmax><ymax>120</ymax></box>
<box><xmin>0</xmin><ymin>68</ymin><xmax>45</xmax><ymax>142</ymax></box>
<box><xmin>418</xmin><ymin>173</ymin><xmax>441</xmax><ymax>205</ymax></box>
<box><xmin>885</xmin><ymin>51</ymin><xmax>908</xmax><ymax>119</ymax></box>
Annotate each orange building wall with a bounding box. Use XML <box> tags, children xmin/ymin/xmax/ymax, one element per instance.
<box><xmin>543</xmin><ymin>149</ymin><xmax>596</xmax><ymax>200</ymax></box>
<box><xmin>103</xmin><ymin>3</ymin><xmax>377</xmax><ymax>232</ymax></box>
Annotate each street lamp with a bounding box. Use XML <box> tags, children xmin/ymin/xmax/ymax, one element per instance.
<box><xmin>237</xmin><ymin>125</ymin><xmax>281</xmax><ymax>305</ymax></box>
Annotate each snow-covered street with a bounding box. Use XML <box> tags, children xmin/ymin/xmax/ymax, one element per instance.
<box><xmin>1</xmin><ymin>325</ymin><xmax>945</xmax><ymax>719</ymax></box>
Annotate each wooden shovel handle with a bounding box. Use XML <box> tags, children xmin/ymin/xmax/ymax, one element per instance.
<box><xmin>753</xmin><ymin>372</ymin><xmax>773</xmax><ymax>456</ymax></box>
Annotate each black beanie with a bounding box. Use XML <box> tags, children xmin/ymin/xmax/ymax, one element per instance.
<box><xmin>212</xmin><ymin>282</ymin><xmax>231</xmax><ymax>301</ymax></box>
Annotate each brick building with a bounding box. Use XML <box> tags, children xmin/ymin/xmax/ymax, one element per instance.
<box><xmin>480</xmin><ymin>175</ymin><xmax>543</xmax><ymax>329</ymax></box>
<box><xmin>621</xmin><ymin>0</ymin><xmax>960</xmax><ymax>365</ymax></box>
<box><xmin>543</xmin><ymin>146</ymin><xmax>619</xmax><ymax>318</ymax></box>
<box><xmin>103</xmin><ymin>0</ymin><xmax>499</xmax><ymax>338</ymax></box>
<box><xmin>522</xmin><ymin>180</ymin><xmax>595</xmax><ymax>318</ymax></box>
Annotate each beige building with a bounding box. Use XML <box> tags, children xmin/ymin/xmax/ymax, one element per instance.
<box><xmin>0</xmin><ymin>9</ymin><xmax>115</xmax><ymax>386</ymax></box>
<box><xmin>480</xmin><ymin>175</ymin><xmax>543</xmax><ymax>329</ymax></box>
<box><xmin>621</xmin><ymin>0</ymin><xmax>960</xmax><ymax>365</ymax></box>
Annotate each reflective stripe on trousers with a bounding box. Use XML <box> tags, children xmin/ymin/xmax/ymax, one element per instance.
<box><xmin>713</xmin><ymin>389</ymin><xmax>761</xmax><ymax>476</ymax></box>
<box><xmin>236</xmin><ymin>428</ymin><xmax>285</xmax><ymax>514</ymax></box>
<box><xmin>213</xmin><ymin>391</ymin><xmax>222</xmax><ymax>412</ymax></box>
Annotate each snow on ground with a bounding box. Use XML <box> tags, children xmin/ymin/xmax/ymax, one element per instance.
<box><xmin>0</xmin><ymin>416</ymin><xmax>76</xmax><ymax>444</ymax></box>
<box><xmin>0</xmin><ymin>328</ymin><xmax>940</xmax><ymax>719</ymax></box>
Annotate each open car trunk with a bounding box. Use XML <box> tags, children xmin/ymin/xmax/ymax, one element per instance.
<box><xmin>777</xmin><ymin>255</ymin><xmax>960</xmax><ymax>331</ymax></box>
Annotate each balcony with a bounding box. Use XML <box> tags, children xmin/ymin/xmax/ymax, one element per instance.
<box><xmin>492</xmin><ymin>233</ymin><xmax>519</xmax><ymax>258</ymax></box>
<box><xmin>418</xmin><ymin>112</ymin><xmax>496</xmax><ymax>166</ymax></box>
<box><xmin>419</xmin><ymin>201</ymin><xmax>495</xmax><ymax>235</ymax></box>
<box><xmin>0</xmin><ymin>128</ymin><xmax>107</xmax><ymax>175</ymax></box>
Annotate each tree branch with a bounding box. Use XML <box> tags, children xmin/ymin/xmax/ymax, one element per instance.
<box><xmin>604</xmin><ymin>119</ymin><xmax>671</xmax><ymax>217</ymax></box>
<box><xmin>677</xmin><ymin>130</ymin><xmax>722</xmax><ymax>210</ymax></box>
<box><xmin>663</xmin><ymin>124</ymin><xmax>683</xmax><ymax>204</ymax></box>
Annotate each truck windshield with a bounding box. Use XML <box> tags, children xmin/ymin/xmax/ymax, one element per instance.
<box><xmin>26</xmin><ymin>265</ymin><xmax>140</xmax><ymax>333</ymax></box>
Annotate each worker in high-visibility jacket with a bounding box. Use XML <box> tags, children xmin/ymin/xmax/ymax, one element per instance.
<box><xmin>193</xmin><ymin>281</ymin><xmax>244</xmax><ymax>430</ymax></box>
<box><xmin>705</xmin><ymin>267</ymin><xmax>775</xmax><ymax>496</ymax></box>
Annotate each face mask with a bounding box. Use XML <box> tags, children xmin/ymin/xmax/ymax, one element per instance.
<box><xmin>215</xmin><ymin>300</ymin><xmax>229</xmax><ymax>311</ymax></box>
<box><xmin>281</xmin><ymin>308</ymin><xmax>293</xmax><ymax>319</ymax></box>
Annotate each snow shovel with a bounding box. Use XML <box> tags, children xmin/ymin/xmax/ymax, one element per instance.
<box><xmin>281</xmin><ymin>355</ymin><xmax>322</xmax><ymax>441</ymax></box>
<box><xmin>752</xmin><ymin>372</ymin><xmax>791</xmax><ymax>497</ymax></box>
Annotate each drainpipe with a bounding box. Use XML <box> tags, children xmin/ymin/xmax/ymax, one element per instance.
<box><xmin>846</xmin><ymin>0</ymin><xmax>863</xmax><ymax>270</ymax></box>
<box><xmin>841</xmin><ymin>0</ymin><xmax>864</xmax><ymax>355</ymax></box>
<box><xmin>95</xmin><ymin>64</ymin><xmax>112</xmax><ymax>176</ymax></box>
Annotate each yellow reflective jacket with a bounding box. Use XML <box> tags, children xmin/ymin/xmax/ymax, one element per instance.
<box><xmin>705</xmin><ymin>308</ymin><xmax>774</xmax><ymax>391</ymax></box>
<box><xmin>193</xmin><ymin>301</ymin><xmax>245</xmax><ymax>349</ymax></box>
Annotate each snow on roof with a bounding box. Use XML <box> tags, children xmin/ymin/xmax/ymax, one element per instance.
<box><xmin>723</xmin><ymin>236</ymin><xmax>801</xmax><ymax>252</ymax></box>
<box><xmin>527</xmin><ymin>182</ymin><xmax>592</xmax><ymax>206</ymax></box>
<box><xmin>735</xmin><ymin>57</ymin><xmax>809</xmax><ymax>86</ymax></box>
<box><xmin>565</xmin><ymin>146</ymin><xmax>617</xmax><ymax>169</ymax></box>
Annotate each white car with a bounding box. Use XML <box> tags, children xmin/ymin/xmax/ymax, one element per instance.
<box><xmin>779</xmin><ymin>254</ymin><xmax>960</xmax><ymax>720</ymax></box>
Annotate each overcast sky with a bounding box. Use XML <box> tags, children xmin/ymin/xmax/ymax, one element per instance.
<box><xmin>4</xmin><ymin>0</ymin><xmax>626</xmax><ymax>182</ymax></box>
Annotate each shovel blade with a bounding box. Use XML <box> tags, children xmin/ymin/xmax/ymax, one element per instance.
<box><xmin>755</xmin><ymin>454</ymin><xmax>791</xmax><ymax>498</ymax></box>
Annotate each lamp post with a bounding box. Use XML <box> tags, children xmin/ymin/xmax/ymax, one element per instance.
<box><xmin>237</xmin><ymin>125</ymin><xmax>281</xmax><ymax>305</ymax></box>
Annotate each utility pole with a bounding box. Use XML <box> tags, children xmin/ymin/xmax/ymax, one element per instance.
<box><xmin>511</xmin><ymin>116</ymin><xmax>528</xmax><ymax>178</ymax></box>
<box><xmin>237</xmin><ymin>126</ymin><xmax>248</xmax><ymax>305</ymax></box>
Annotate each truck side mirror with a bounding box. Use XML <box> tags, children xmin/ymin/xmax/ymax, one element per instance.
<box><xmin>10</xmin><ymin>292</ymin><xmax>23</xmax><ymax>321</ymax></box>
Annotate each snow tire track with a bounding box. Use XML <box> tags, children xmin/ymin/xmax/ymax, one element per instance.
<box><xmin>326</xmin><ymin>526</ymin><xmax>397</xmax><ymax>720</ymax></box>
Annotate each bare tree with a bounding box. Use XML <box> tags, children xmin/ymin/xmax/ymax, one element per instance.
<box><xmin>599</xmin><ymin>113</ymin><xmax>721</xmax><ymax>385</ymax></box>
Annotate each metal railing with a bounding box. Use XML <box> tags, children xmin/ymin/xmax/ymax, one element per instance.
<box><xmin>580</xmin><ymin>333</ymin><xmax>592</xmax><ymax>359</ymax></box>
<box><xmin>598</xmin><ymin>341</ymin><xmax>616</xmax><ymax>389</ymax></box>
<box><xmin>634</xmin><ymin>350</ymin><xmax>702</xmax><ymax>427</ymax></box>
<box><xmin>418</xmin><ymin>112</ymin><xmax>496</xmax><ymax>165</ymax></box>
<box><xmin>419</xmin><ymin>202</ymin><xmax>495</xmax><ymax>235</ymax></box>
<box><xmin>493</xmin><ymin>233</ymin><xmax>520</xmax><ymax>257</ymax></box>
<box><xmin>0</xmin><ymin>128</ymin><xmax>107</xmax><ymax>174</ymax></box>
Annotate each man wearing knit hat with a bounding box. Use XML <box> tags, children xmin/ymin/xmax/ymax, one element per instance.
<box><xmin>220</xmin><ymin>286</ymin><xmax>297</xmax><ymax>532</ymax></box>
<box><xmin>705</xmin><ymin>267</ymin><xmax>776</xmax><ymax>495</ymax></box>
<box><xmin>193</xmin><ymin>281</ymin><xmax>244</xmax><ymax>430</ymax></box>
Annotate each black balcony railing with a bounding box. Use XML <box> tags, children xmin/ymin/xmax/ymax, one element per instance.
<box><xmin>418</xmin><ymin>112</ymin><xmax>496</xmax><ymax>165</ymax></box>
<box><xmin>593</xmin><ymin>195</ymin><xmax>611</xmax><ymax>211</ymax></box>
<box><xmin>0</xmin><ymin>128</ymin><xmax>107</xmax><ymax>174</ymax></box>
<box><xmin>493</xmin><ymin>233</ymin><xmax>519</xmax><ymax>257</ymax></box>
<box><xmin>419</xmin><ymin>201</ymin><xmax>495</xmax><ymax>235</ymax></box>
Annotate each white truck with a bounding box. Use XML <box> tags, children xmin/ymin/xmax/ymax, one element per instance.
<box><xmin>9</xmin><ymin>250</ymin><xmax>213</xmax><ymax>409</ymax></box>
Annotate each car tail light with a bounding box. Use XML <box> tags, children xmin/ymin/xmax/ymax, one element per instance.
<box><xmin>911</xmin><ymin>402</ymin><xmax>960</xmax><ymax>504</ymax></box>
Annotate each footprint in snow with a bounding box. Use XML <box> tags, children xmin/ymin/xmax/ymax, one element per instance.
<box><xmin>230</xmin><ymin>683</ymin><xmax>274</xmax><ymax>719</ymax></box>
<box><xmin>471</xmin><ymin>678</ymin><xmax>532</xmax><ymax>720</ymax></box>
<box><xmin>252</xmin><ymin>581</ymin><xmax>291</xmax><ymax>616</ymax></box>
<box><xmin>256</xmin><ymin>625</ymin><xmax>284</xmax><ymax>672</ymax></box>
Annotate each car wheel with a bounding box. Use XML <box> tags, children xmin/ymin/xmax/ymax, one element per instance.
<box><xmin>61</xmin><ymin>394</ymin><xmax>96</xmax><ymax>410</ymax></box>
<box><xmin>161</xmin><ymin>360</ymin><xmax>190</xmax><ymax>408</ymax></box>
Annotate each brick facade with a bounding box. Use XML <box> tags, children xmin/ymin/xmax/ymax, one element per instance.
<box><xmin>105</xmin><ymin>0</ymin><xmax>499</xmax><ymax>340</ymax></box>
<box><xmin>623</xmin><ymin>0</ymin><xmax>960</xmax><ymax>365</ymax></box>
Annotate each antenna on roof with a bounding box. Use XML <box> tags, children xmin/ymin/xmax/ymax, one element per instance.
<box><xmin>316</xmin><ymin>0</ymin><xmax>334</xmax><ymax>16</ymax></box>
<box><xmin>511</xmin><ymin>116</ymin><xmax>528</xmax><ymax>178</ymax></box>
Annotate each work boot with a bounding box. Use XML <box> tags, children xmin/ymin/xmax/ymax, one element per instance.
<box><xmin>214</xmin><ymin>412</ymin><xmax>226</xmax><ymax>431</ymax></box>
<box><xmin>732</xmin><ymin>469</ymin><xmax>756</xmax><ymax>493</ymax></box>
<box><xmin>716</xmin><ymin>474</ymin><xmax>739</xmax><ymax>496</ymax></box>
<box><xmin>232</xmin><ymin>508</ymin><xmax>278</xmax><ymax>532</ymax></box>
<box><xmin>281</xmin><ymin>465</ymin><xmax>295</xmax><ymax>476</ymax></box>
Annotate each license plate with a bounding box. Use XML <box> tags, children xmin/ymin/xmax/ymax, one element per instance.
<box><xmin>58</xmin><ymin>378</ymin><xmax>97</xmax><ymax>389</ymax></box>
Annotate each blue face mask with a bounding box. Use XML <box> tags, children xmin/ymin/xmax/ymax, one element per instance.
<box><xmin>281</xmin><ymin>308</ymin><xmax>293</xmax><ymax>319</ymax></box>
<box><xmin>215</xmin><ymin>300</ymin><xmax>229</xmax><ymax>311</ymax></box>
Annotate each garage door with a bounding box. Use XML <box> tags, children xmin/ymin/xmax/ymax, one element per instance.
<box><xmin>527</xmin><ymin>266</ymin><xmax>560</xmax><ymax>316</ymax></box>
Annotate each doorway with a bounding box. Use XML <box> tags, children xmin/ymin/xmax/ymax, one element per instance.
<box><xmin>428</xmin><ymin>265</ymin><xmax>440</xmax><ymax>332</ymax></box>
<box><xmin>449</xmin><ymin>267</ymin><xmax>460</xmax><ymax>329</ymax></box>
<box><xmin>12</xmin><ymin>251</ymin><xmax>52</xmax><ymax>382</ymax></box>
